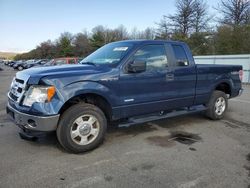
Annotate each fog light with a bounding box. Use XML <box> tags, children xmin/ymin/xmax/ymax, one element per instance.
<box><xmin>27</xmin><ymin>119</ymin><xmax>36</xmax><ymax>127</ymax></box>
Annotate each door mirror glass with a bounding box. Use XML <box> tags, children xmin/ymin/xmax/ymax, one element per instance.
<box><xmin>127</xmin><ymin>60</ymin><xmax>146</xmax><ymax>73</ymax></box>
<box><xmin>177</xmin><ymin>59</ymin><xmax>188</xmax><ymax>66</ymax></box>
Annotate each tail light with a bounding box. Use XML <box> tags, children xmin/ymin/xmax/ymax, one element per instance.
<box><xmin>239</xmin><ymin>70</ymin><xmax>243</xmax><ymax>81</ymax></box>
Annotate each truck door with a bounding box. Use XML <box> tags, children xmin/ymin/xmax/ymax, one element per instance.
<box><xmin>170</xmin><ymin>44</ymin><xmax>196</xmax><ymax>107</ymax></box>
<box><xmin>118</xmin><ymin>43</ymin><xmax>177</xmax><ymax>118</ymax></box>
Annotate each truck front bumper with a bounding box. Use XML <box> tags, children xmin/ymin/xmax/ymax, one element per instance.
<box><xmin>6</xmin><ymin>103</ymin><xmax>60</xmax><ymax>132</ymax></box>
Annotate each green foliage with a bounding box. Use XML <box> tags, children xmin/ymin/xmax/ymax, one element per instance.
<box><xmin>90</xmin><ymin>31</ymin><xmax>105</xmax><ymax>49</ymax></box>
<box><xmin>187</xmin><ymin>32</ymin><xmax>211</xmax><ymax>55</ymax></box>
<box><xmin>214</xmin><ymin>25</ymin><xmax>250</xmax><ymax>54</ymax></box>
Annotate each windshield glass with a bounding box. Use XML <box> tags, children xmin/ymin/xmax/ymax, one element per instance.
<box><xmin>80</xmin><ymin>42</ymin><xmax>134</xmax><ymax>65</ymax></box>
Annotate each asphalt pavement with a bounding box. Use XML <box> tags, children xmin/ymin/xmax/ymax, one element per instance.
<box><xmin>0</xmin><ymin>64</ymin><xmax>249</xmax><ymax>188</ymax></box>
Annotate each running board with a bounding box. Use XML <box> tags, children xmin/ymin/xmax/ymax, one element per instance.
<box><xmin>119</xmin><ymin>105</ymin><xmax>207</xmax><ymax>127</ymax></box>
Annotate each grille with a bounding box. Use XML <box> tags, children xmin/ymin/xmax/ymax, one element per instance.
<box><xmin>8</xmin><ymin>74</ymin><xmax>29</xmax><ymax>103</ymax></box>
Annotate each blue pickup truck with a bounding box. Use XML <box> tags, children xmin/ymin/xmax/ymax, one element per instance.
<box><xmin>6</xmin><ymin>40</ymin><xmax>243</xmax><ymax>153</ymax></box>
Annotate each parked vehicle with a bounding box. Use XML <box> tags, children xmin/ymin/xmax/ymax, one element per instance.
<box><xmin>6</xmin><ymin>40</ymin><xmax>243</xmax><ymax>153</ymax></box>
<box><xmin>23</xmin><ymin>59</ymin><xmax>48</xmax><ymax>69</ymax></box>
<box><xmin>8</xmin><ymin>61</ymin><xmax>16</xmax><ymax>67</ymax></box>
<box><xmin>42</xmin><ymin>57</ymin><xmax>79</xmax><ymax>67</ymax></box>
<box><xmin>4</xmin><ymin>60</ymin><xmax>13</xmax><ymax>66</ymax></box>
<box><xmin>13</xmin><ymin>59</ymin><xmax>36</xmax><ymax>70</ymax></box>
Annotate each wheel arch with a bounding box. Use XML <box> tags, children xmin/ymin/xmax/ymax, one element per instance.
<box><xmin>214</xmin><ymin>81</ymin><xmax>232</xmax><ymax>96</ymax></box>
<box><xmin>59</xmin><ymin>92</ymin><xmax>113</xmax><ymax>121</ymax></box>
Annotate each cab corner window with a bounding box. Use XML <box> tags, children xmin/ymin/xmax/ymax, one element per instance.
<box><xmin>172</xmin><ymin>45</ymin><xmax>189</xmax><ymax>67</ymax></box>
<box><xmin>131</xmin><ymin>44</ymin><xmax>168</xmax><ymax>72</ymax></box>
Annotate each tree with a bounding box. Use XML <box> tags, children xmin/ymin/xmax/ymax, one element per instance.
<box><xmin>155</xmin><ymin>17</ymin><xmax>171</xmax><ymax>39</ymax></box>
<box><xmin>142</xmin><ymin>27</ymin><xmax>155</xmax><ymax>39</ymax></box>
<box><xmin>72</xmin><ymin>32</ymin><xmax>91</xmax><ymax>57</ymax></box>
<box><xmin>37</xmin><ymin>40</ymin><xmax>56</xmax><ymax>59</ymax></box>
<box><xmin>167</xmin><ymin>0</ymin><xmax>196</xmax><ymax>38</ymax></box>
<box><xmin>90</xmin><ymin>26</ymin><xmax>106</xmax><ymax>49</ymax></box>
<box><xmin>156</xmin><ymin>0</ymin><xmax>210</xmax><ymax>41</ymax></box>
<box><xmin>217</xmin><ymin>0</ymin><xmax>250</xmax><ymax>26</ymax></box>
<box><xmin>57</xmin><ymin>32</ymin><xmax>74</xmax><ymax>57</ymax></box>
<box><xmin>112</xmin><ymin>25</ymin><xmax>129</xmax><ymax>40</ymax></box>
<box><xmin>193</xmin><ymin>0</ymin><xmax>211</xmax><ymax>33</ymax></box>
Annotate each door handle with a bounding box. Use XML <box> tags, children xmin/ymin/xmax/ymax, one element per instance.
<box><xmin>166</xmin><ymin>73</ymin><xmax>174</xmax><ymax>81</ymax></box>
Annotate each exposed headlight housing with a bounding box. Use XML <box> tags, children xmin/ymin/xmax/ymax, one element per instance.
<box><xmin>23</xmin><ymin>85</ymin><xmax>56</xmax><ymax>107</ymax></box>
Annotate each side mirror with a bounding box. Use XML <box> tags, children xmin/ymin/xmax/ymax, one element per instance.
<box><xmin>127</xmin><ymin>60</ymin><xmax>146</xmax><ymax>73</ymax></box>
<box><xmin>177</xmin><ymin>59</ymin><xmax>188</xmax><ymax>66</ymax></box>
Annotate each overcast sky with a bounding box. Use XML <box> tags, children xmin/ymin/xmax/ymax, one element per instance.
<box><xmin>0</xmin><ymin>0</ymin><xmax>219</xmax><ymax>53</ymax></box>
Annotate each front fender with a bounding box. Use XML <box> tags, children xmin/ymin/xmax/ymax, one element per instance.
<box><xmin>61</xmin><ymin>81</ymin><xmax>115</xmax><ymax>105</ymax></box>
<box><xmin>32</xmin><ymin>81</ymin><xmax>116</xmax><ymax>115</ymax></box>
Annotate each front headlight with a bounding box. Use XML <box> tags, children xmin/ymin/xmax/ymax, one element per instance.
<box><xmin>23</xmin><ymin>85</ymin><xmax>56</xmax><ymax>107</ymax></box>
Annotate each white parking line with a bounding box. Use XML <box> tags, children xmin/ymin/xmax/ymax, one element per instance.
<box><xmin>230</xmin><ymin>99</ymin><xmax>250</xmax><ymax>104</ymax></box>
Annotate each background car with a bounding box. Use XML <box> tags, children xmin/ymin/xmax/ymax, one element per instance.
<box><xmin>43</xmin><ymin>57</ymin><xmax>79</xmax><ymax>66</ymax></box>
<box><xmin>13</xmin><ymin>59</ymin><xmax>36</xmax><ymax>71</ymax></box>
<box><xmin>23</xmin><ymin>59</ymin><xmax>48</xmax><ymax>69</ymax></box>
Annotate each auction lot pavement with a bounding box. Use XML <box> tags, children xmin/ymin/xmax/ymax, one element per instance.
<box><xmin>0</xmin><ymin>65</ymin><xmax>249</xmax><ymax>188</ymax></box>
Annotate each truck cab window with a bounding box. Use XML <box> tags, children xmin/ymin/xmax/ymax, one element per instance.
<box><xmin>132</xmin><ymin>45</ymin><xmax>168</xmax><ymax>71</ymax></box>
<box><xmin>172</xmin><ymin>45</ymin><xmax>189</xmax><ymax>66</ymax></box>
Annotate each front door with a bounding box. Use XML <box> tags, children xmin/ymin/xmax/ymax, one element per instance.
<box><xmin>118</xmin><ymin>43</ymin><xmax>177</xmax><ymax>118</ymax></box>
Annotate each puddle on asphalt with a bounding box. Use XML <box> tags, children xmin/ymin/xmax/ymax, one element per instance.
<box><xmin>108</xmin><ymin>123</ymin><xmax>157</xmax><ymax>137</ymax></box>
<box><xmin>247</xmin><ymin>153</ymin><xmax>250</xmax><ymax>161</ymax></box>
<box><xmin>146</xmin><ymin>135</ymin><xmax>176</xmax><ymax>148</ymax></box>
<box><xmin>104</xmin><ymin>175</ymin><xmax>113</xmax><ymax>182</ymax></box>
<box><xmin>146</xmin><ymin>131</ymin><xmax>202</xmax><ymax>148</ymax></box>
<box><xmin>243</xmin><ymin>153</ymin><xmax>250</xmax><ymax>177</ymax></box>
<box><xmin>130</xmin><ymin>163</ymin><xmax>155</xmax><ymax>172</ymax></box>
<box><xmin>189</xmin><ymin>147</ymin><xmax>197</xmax><ymax>151</ymax></box>
<box><xmin>169</xmin><ymin>131</ymin><xmax>202</xmax><ymax>145</ymax></box>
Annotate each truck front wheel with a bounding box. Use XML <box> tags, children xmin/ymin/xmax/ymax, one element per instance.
<box><xmin>206</xmin><ymin>90</ymin><xmax>228</xmax><ymax>120</ymax></box>
<box><xmin>56</xmin><ymin>103</ymin><xmax>107</xmax><ymax>153</ymax></box>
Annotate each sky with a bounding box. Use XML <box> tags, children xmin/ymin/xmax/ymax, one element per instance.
<box><xmin>0</xmin><ymin>0</ymin><xmax>219</xmax><ymax>53</ymax></box>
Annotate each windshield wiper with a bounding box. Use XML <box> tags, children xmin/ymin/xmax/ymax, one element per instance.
<box><xmin>81</xmin><ymin>62</ymin><xmax>96</xmax><ymax>66</ymax></box>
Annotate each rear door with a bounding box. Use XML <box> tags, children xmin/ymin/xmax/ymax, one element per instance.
<box><xmin>170</xmin><ymin>43</ymin><xmax>196</xmax><ymax>107</ymax></box>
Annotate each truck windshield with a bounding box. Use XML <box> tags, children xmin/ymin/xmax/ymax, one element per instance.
<box><xmin>80</xmin><ymin>42</ymin><xmax>133</xmax><ymax>65</ymax></box>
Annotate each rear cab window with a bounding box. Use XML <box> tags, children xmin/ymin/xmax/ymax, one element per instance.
<box><xmin>172</xmin><ymin>44</ymin><xmax>189</xmax><ymax>67</ymax></box>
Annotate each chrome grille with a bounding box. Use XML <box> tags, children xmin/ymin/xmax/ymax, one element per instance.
<box><xmin>8</xmin><ymin>73</ymin><xmax>29</xmax><ymax>104</ymax></box>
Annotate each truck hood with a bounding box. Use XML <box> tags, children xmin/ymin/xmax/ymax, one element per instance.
<box><xmin>17</xmin><ymin>64</ymin><xmax>108</xmax><ymax>84</ymax></box>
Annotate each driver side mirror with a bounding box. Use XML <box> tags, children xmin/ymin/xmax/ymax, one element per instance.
<box><xmin>127</xmin><ymin>60</ymin><xmax>146</xmax><ymax>73</ymax></box>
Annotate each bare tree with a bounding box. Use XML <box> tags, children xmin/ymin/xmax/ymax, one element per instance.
<box><xmin>218</xmin><ymin>0</ymin><xmax>250</xmax><ymax>25</ymax></box>
<box><xmin>143</xmin><ymin>27</ymin><xmax>155</xmax><ymax>39</ymax></box>
<box><xmin>155</xmin><ymin>17</ymin><xmax>171</xmax><ymax>39</ymax></box>
<box><xmin>167</xmin><ymin>0</ymin><xmax>196</xmax><ymax>37</ymax></box>
<box><xmin>72</xmin><ymin>32</ymin><xmax>91</xmax><ymax>57</ymax></box>
<box><xmin>193</xmin><ymin>0</ymin><xmax>211</xmax><ymax>32</ymax></box>
<box><xmin>113</xmin><ymin>25</ymin><xmax>129</xmax><ymax>40</ymax></box>
<box><xmin>156</xmin><ymin>0</ymin><xmax>210</xmax><ymax>39</ymax></box>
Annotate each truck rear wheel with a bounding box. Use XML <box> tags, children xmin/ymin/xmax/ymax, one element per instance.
<box><xmin>206</xmin><ymin>90</ymin><xmax>228</xmax><ymax>120</ymax></box>
<box><xmin>56</xmin><ymin>103</ymin><xmax>107</xmax><ymax>153</ymax></box>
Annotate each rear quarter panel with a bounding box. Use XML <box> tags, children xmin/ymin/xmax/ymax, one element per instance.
<box><xmin>195</xmin><ymin>64</ymin><xmax>242</xmax><ymax>105</ymax></box>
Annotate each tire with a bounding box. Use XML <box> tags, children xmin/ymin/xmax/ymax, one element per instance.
<box><xmin>206</xmin><ymin>90</ymin><xmax>228</xmax><ymax>120</ymax></box>
<box><xmin>56</xmin><ymin>103</ymin><xmax>107</xmax><ymax>153</ymax></box>
<box><xmin>18</xmin><ymin>66</ymin><xmax>23</xmax><ymax>71</ymax></box>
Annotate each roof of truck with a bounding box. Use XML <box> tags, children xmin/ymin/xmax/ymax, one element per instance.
<box><xmin>111</xmin><ymin>39</ymin><xmax>185</xmax><ymax>45</ymax></box>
